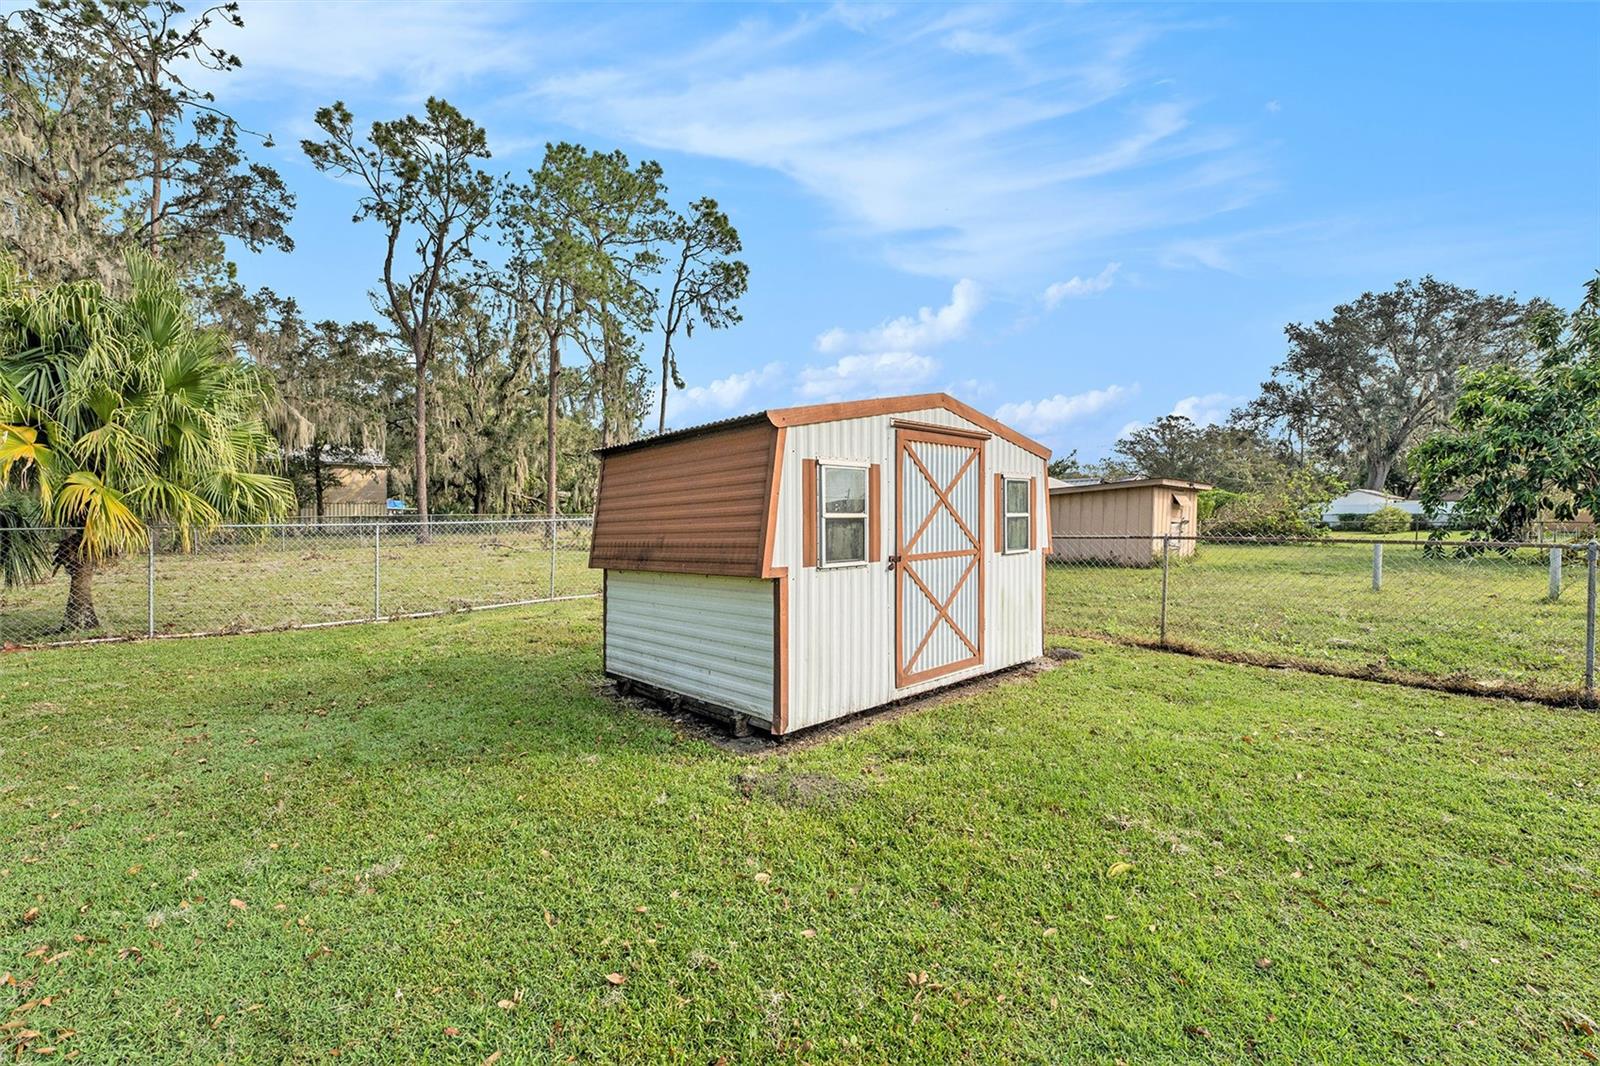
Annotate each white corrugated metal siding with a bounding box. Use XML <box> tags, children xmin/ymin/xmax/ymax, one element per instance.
<box><xmin>775</xmin><ymin>407</ymin><xmax>1046</xmax><ymax>731</ymax></box>
<box><xmin>605</xmin><ymin>570</ymin><xmax>774</xmax><ymax>723</ymax></box>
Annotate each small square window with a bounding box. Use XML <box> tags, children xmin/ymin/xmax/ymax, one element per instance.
<box><xmin>819</xmin><ymin>464</ymin><xmax>868</xmax><ymax>566</ymax></box>
<box><xmin>1003</xmin><ymin>477</ymin><xmax>1031</xmax><ymax>553</ymax></box>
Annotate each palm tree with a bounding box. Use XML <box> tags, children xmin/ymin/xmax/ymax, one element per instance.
<box><xmin>0</xmin><ymin>488</ymin><xmax>49</xmax><ymax>591</ymax></box>
<box><xmin>0</xmin><ymin>252</ymin><xmax>293</xmax><ymax>629</ymax></box>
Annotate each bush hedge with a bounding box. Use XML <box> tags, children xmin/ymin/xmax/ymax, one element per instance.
<box><xmin>1364</xmin><ymin>506</ymin><xmax>1413</xmax><ymax>535</ymax></box>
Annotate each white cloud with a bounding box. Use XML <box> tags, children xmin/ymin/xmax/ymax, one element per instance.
<box><xmin>211</xmin><ymin>2</ymin><xmax>531</xmax><ymax>98</ymax></box>
<box><xmin>994</xmin><ymin>385</ymin><xmax>1134</xmax><ymax>435</ymax></box>
<box><xmin>672</xmin><ymin>362</ymin><xmax>786</xmax><ymax>421</ymax></box>
<box><xmin>1113</xmin><ymin>392</ymin><xmax>1246</xmax><ymax>440</ymax></box>
<box><xmin>945</xmin><ymin>377</ymin><xmax>995</xmax><ymax>399</ymax></box>
<box><xmin>1041</xmin><ymin>263</ymin><xmax>1121</xmax><ymax>308</ymax></box>
<box><xmin>1158</xmin><ymin>238</ymin><xmax>1236</xmax><ymax>272</ymax></box>
<box><xmin>797</xmin><ymin>351</ymin><xmax>939</xmax><ymax>402</ymax></box>
<box><xmin>816</xmin><ymin>279</ymin><xmax>981</xmax><ymax>354</ymax></box>
<box><xmin>526</xmin><ymin>9</ymin><xmax>1266</xmax><ymax>280</ymax></box>
<box><xmin>1170</xmin><ymin>392</ymin><xmax>1246</xmax><ymax>426</ymax></box>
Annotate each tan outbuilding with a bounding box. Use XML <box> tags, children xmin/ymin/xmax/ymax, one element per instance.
<box><xmin>1048</xmin><ymin>477</ymin><xmax>1210</xmax><ymax>566</ymax></box>
<box><xmin>588</xmin><ymin>393</ymin><xmax>1052</xmax><ymax>736</ymax></box>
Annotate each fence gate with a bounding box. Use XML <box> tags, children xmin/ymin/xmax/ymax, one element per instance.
<box><xmin>894</xmin><ymin>427</ymin><xmax>984</xmax><ymax>687</ymax></box>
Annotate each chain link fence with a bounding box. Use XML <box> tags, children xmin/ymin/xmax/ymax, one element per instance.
<box><xmin>0</xmin><ymin>517</ymin><xmax>598</xmax><ymax>648</ymax></box>
<box><xmin>1049</xmin><ymin>533</ymin><xmax>1599</xmax><ymax>704</ymax></box>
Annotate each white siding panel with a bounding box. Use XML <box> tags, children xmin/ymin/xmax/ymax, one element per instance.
<box><xmin>605</xmin><ymin>570</ymin><xmax>773</xmax><ymax>722</ymax></box>
<box><xmin>774</xmin><ymin>407</ymin><xmax>1046</xmax><ymax>731</ymax></box>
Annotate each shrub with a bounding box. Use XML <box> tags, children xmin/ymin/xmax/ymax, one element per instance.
<box><xmin>1197</xmin><ymin>488</ymin><xmax>1245</xmax><ymax>524</ymax></box>
<box><xmin>1364</xmin><ymin>506</ymin><xmax>1412</xmax><ymax>535</ymax></box>
<box><xmin>0</xmin><ymin>488</ymin><xmax>49</xmax><ymax>589</ymax></box>
<box><xmin>1203</xmin><ymin>468</ymin><xmax>1338</xmax><ymax>538</ymax></box>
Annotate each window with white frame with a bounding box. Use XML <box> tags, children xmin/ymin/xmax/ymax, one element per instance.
<box><xmin>1003</xmin><ymin>478</ymin><xmax>1031</xmax><ymax>553</ymax></box>
<box><xmin>819</xmin><ymin>463</ymin><xmax>868</xmax><ymax>566</ymax></box>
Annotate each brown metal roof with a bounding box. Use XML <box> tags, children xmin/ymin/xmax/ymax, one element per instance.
<box><xmin>598</xmin><ymin>393</ymin><xmax>1051</xmax><ymax>460</ymax></box>
<box><xmin>596</xmin><ymin>411</ymin><xmax>772</xmax><ymax>455</ymax></box>
<box><xmin>1049</xmin><ymin>477</ymin><xmax>1212</xmax><ymax>495</ymax></box>
<box><xmin>588</xmin><ymin>420</ymin><xmax>781</xmax><ymax>577</ymax></box>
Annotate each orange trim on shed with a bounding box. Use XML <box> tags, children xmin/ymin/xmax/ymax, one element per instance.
<box><xmin>801</xmin><ymin>458</ymin><xmax>818</xmax><ymax>568</ymax></box>
<box><xmin>993</xmin><ymin>473</ymin><xmax>1004</xmax><ymax>553</ymax></box>
<box><xmin>769</xmin><ymin>393</ymin><xmax>1049</xmax><ymax>460</ymax></box>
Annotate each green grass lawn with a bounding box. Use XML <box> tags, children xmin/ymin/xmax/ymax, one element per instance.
<box><xmin>3</xmin><ymin>604</ymin><xmax>1597</xmax><ymax>1062</ymax></box>
<box><xmin>0</xmin><ymin>526</ymin><xmax>599</xmax><ymax>645</ymax></box>
<box><xmin>1048</xmin><ymin>539</ymin><xmax>1593</xmax><ymax>696</ymax></box>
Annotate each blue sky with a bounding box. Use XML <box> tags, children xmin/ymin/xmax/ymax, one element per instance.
<box><xmin>213</xmin><ymin>2</ymin><xmax>1599</xmax><ymax>460</ymax></box>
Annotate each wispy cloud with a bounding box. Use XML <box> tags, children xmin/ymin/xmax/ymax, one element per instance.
<box><xmin>1114</xmin><ymin>390</ymin><xmax>1246</xmax><ymax>440</ymax></box>
<box><xmin>816</xmin><ymin>279</ymin><xmax>982</xmax><ymax>354</ymax></box>
<box><xmin>218</xmin><ymin>2</ymin><xmax>532</xmax><ymax>99</ymax></box>
<box><xmin>797</xmin><ymin>351</ymin><xmax>939</xmax><ymax>402</ymax></box>
<box><xmin>1042</xmin><ymin>263</ymin><xmax>1121</xmax><ymax>308</ymax></box>
<box><xmin>994</xmin><ymin>384</ymin><xmax>1135</xmax><ymax>435</ymax></box>
<box><xmin>526</xmin><ymin>7</ymin><xmax>1266</xmax><ymax>281</ymax></box>
<box><xmin>1170</xmin><ymin>391</ymin><xmax>1246</xmax><ymax>426</ymax></box>
<box><xmin>671</xmin><ymin>362</ymin><xmax>786</xmax><ymax>422</ymax></box>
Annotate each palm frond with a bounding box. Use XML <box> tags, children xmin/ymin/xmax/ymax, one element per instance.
<box><xmin>54</xmin><ymin>471</ymin><xmax>145</xmax><ymax>560</ymax></box>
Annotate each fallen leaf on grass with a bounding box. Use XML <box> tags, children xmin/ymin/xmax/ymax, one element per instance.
<box><xmin>481</xmin><ymin>1052</ymin><xmax>502</xmax><ymax>1066</ymax></box>
<box><xmin>229</xmin><ymin>899</ymin><xmax>247</xmax><ymax>911</ymax></box>
<box><xmin>20</xmin><ymin>907</ymin><xmax>39</xmax><ymax>925</ymax></box>
<box><xmin>1256</xmin><ymin>957</ymin><xmax>1273</xmax><ymax>970</ymax></box>
<box><xmin>605</xmin><ymin>973</ymin><xmax>626</xmax><ymax>986</ymax></box>
<box><xmin>1184</xmin><ymin>1024</ymin><xmax>1212</xmax><ymax>1040</ymax></box>
<box><xmin>1106</xmin><ymin>862</ymin><xmax>1134</xmax><ymax>878</ymax></box>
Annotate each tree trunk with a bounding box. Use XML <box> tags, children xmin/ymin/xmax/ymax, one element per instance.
<box><xmin>148</xmin><ymin>53</ymin><xmax>162</xmax><ymax>254</ymax></box>
<box><xmin>1365</xmin><ymin>456</ymin><xmax>1394</xmax><ymax>492</ymax></box>
<box><xmin>313</xmin><ymin>446</ymin><xmax>325</xmax><ymax>521</ymax></box>
<box><xmin>659</xmin><ymin>349</ymin><xmax>669</xmax><ymax>434</ymax></box>
<box><xmin>64</xmin><ymin>555</ymin><xmax>98</xmax><ymax>630</ymax></box>
<box><xmin>414</xmin><ymin>357</ymin><xmax>430</xmax><ymax>542</ymax></box>
<box><xmin>546</xmin><ymin>331</ymin><xmax>560</xmax><ymax>519</ymax></box>
<box><xmin>598</xmin><ymin>306</ymin><xmax>613</xmax><ymax>450</ymax></box>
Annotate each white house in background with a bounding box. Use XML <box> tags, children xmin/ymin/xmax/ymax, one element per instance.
<box><xmin>1322</xmin><ymin>487</ymin><xmax>1457</xmax><ymax>528</ymax></box>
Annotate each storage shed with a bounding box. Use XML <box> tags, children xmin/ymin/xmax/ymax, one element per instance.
<box><xmin>589</xmin><ymin>393</ymin><xmax>1052</xmax><ymax>736</ymax></box>
<box><xmin>1048</xmin><ymin>477</ymin><xmax>1209</xmax><ymax>566</ymax></box>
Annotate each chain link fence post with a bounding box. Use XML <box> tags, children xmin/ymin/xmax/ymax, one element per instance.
<box><xmin>373</xmin><ymin>521</ymin><xmax>382</xmax><ymax>621</ymax></box>
<box><xmin>147</xmin><ymin>529</ymin><xmax>156</xmax><ymax>638</ymax></box>
<box><xmin>1158</xmin><ymin>533</ymin><xmax>1171</xmax><ymax>646</ymax></box>
<box><xmin>1372</xmin><ymin>541</ymin><xmax>1383</xmax><ymax>592</ymax></box>
<box><xmin>1585</xmin><ymin>539</ymin><xmax>1596</xmax><ymax>697</ymax></box>
<box><xmin>1549</xmin><ymin>544</ymin><xmax>1563</xmax><ymax>601</ymax></box>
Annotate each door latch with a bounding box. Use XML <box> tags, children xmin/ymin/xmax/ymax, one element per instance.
<box><xmin>887</xmin><ymin>554</ymin><xmax>902</xmax><ymax>570</ymax></box>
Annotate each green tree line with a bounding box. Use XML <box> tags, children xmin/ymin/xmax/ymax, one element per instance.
<box><xmin>1</xmin><ymin>0</ymin><xmax>749</xmax><ymax>533</ymax></box>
